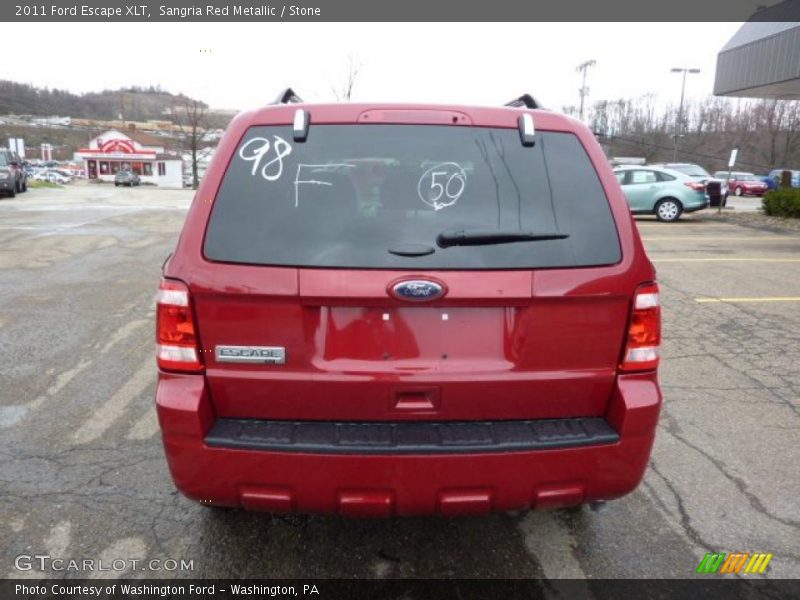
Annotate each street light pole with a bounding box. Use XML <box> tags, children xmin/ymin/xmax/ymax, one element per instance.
<box><xmin>671</xmin><ymin>67</ymin><xmax>700</xmax><ymax>162</ymax></box>
<box><xmin>576</xmin><ymin>60</ymin><xmax>596</xmax><ymax>121</ymax></box>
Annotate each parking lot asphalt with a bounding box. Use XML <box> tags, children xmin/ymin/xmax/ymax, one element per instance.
<box><xmin>0</xmin><ymin>184</ymin><xmax>798</xmax><ymax>580</ymax></box>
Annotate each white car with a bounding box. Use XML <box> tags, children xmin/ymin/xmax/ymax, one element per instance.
<box><xmin>35</xmin><ymin>170</ymin><xmax>71</xmax><ymax>184</ymax></box>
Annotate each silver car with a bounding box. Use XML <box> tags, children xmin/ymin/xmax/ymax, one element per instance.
<box><xmin>114</xmin><ymin>170</ymin><xmax>141</xmax><ymax>187</ymax></box>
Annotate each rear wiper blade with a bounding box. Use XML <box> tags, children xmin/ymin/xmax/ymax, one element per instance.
<box><xmin>436</xmin><ymin>229</ymin><xmax>569</xmax><ymax>248</ymax></box>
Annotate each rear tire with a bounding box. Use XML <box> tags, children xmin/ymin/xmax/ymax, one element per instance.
<box><xmin>734</xmin><ymin>186</ymin><xmax>743</xmax><ymax>196</ymax></box>
<box><xmin>655</xmin><ymin>198</ymin><xmax>682</xmax><ymax>222</ymax></box>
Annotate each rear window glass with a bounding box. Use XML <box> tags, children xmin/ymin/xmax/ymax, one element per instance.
<box><xmin>204</xmin><ymin>125</ymin><xmax>621</xmax><ymax>269</ymax></box>
<box><xmin>669</xmin><ymin>164</ymin><xmax>710</xmax><ymax>178</ymax></box>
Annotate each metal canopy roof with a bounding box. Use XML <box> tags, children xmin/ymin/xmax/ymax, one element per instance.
<box><xmin>714</xmin><ymin>1</ymin><xmax>800</xmax><ymax>98</ymax></box>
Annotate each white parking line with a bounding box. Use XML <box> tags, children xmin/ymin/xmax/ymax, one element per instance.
<box><xmin>126</xmin><ymin>408</ymin><xmax>160</xmax><ymax>440</ymax></box>
<box><xmin>71</xmin><ymin>358</ymin><xmax>154</xmax><ymax>445</ymax></box>
<box><xmin>517</xmin><ymin>512</ymin><xmax>593</xmax><ymax>586</ymax></box>
<box><xmin>652</xmin><ymin>258</ymin><xmax>800</xmax><ymax>263</ymax></box>
<box><xmin>696</xmin><ymin>296</ymin><xmax>800</xmax><ymax>303</ymax></box>
<box><xmin>43</xmin><ymin>520</ymin><xmax>73</xmax><ymax>557</ymax></box>
<box><xmin>88</xmin><ymin>537</ymin><xmax>148</xmax><ymax>580</ymax></box>
<box><xmin>643</xmin><ymin>236</ymin><xmax>797</xmax><ymax>242</ymax></box>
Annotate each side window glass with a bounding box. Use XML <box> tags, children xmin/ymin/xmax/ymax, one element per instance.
<box><xmin>630</xmin><ymin>170</ymin><xmax>657</xmax><ymax>184</ymax></box>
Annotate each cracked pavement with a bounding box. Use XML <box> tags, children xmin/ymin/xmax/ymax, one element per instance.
<box><xmin>0</xmin><ymin>184</ymin><xmax>798</xmax><ymax>579</ymax></box>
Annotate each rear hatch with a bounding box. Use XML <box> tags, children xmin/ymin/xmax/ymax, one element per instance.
<box><xmin>193</xmin><ymin>121</ymin><xmax>630</xmax><ymax>421</ymax></box>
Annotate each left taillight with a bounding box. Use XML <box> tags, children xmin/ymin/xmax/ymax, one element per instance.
<box><xmin>156</xmin><ymin>278</ymin><xmax>203</xmax><ymax>372</ymax></box>
<box><xmin>619</xmin><ymin>282</ymin><xmax>661</xmax><ymax>373</ymax></box>
<box><xmin>684</xmin><ymin>181</ymin><xmax>705</xmax><ymax>192</ymax></box>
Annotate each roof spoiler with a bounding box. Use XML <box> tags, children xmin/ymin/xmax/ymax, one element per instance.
<box><xmin>504</xmin><ymin>94</ymin><xmax>542</xmax><ymax>110</ymax></box>
<box><xmin>272</xmin><ymin>88</ymin><xmax>304</xmax><ymax>105</ymax></box>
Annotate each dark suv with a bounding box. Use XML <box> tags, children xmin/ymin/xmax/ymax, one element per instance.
<box><xmin>0</xmin><ymin>150</ymin><xmax>27</xmax><ymax>197</ymax></box>
<box><xmin>156</xmin><ymin>91</ymin><xmax>662</xmax><ymax>516</ymax></box>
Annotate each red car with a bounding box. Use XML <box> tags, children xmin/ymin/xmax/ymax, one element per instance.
<box><xmin>714</xmin><ymin>171</ymin><xmax>769</xmax><ymax>197</ymax></box>
<box><xmin>156</xmin><ymin>91</ymin><xmax>662</xmax><ymax>516</ymax></box>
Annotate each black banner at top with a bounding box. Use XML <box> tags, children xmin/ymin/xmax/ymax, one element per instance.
<box><xmin>3</xmin><ymin>0</ymin><xmax>800</xmax><ymax>22</ymax></box>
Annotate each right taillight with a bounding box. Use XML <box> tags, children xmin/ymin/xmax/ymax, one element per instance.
<box><xmin>619</xmin><ymin>282</ymin><xmax>661</xmax><ymax>372</ymax></box>
<box><xmin>156</xmin><ymin>278</ymin><xmax>203</xmax><ymax>373</ymax></box>
<box><xmin>684</xmin><ymin>181</ymin><xmax>705</xmax><ymax>192</ymax></box>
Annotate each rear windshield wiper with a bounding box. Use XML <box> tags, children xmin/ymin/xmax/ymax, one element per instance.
<box><xmin>436</xmin><ymin>229</ymin><xmax>569</xmax><ymax>248</ymax></box>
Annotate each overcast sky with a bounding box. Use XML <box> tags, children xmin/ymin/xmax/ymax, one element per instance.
<box><xmin>6</xmin><ymin>22</ymin><xmax>743</xmax><ymax>112</ymax></box>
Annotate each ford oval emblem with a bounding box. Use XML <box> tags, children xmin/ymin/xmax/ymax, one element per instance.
<box><xmin>390</xmin><ymin>279</ymin><xmax>445</xmax><ymax>301</ymax></box>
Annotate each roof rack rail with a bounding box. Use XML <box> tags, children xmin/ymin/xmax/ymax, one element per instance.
<box><xmin>505</xmin><ymin>94</ymin><xmax>542</xmax><ymax>109</ymax></box>
<box><xmin>273</xmin><ymin>88</ymin><xmax>304</xmax><ymax>105</ymax></box>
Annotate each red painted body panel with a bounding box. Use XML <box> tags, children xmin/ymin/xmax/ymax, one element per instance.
<box><xmin>157</xmin><ymin>373</ymin><xmax>661</xmax><ymax>516</ymax></box>
<box><xmin>156</xmin><ymin>371</ymin><xmax>661</xmax><ymax>515</ymax></box>
<box><xmin>158</xmin><ymin>101</ymin><xmax>661</xmax><ymax>514</ymax></box>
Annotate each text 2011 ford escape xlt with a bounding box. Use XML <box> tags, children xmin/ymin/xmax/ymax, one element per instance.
<box><xmin>156</xmin><ymin>90</ymin><xmax>662</xmax><ymax>516</ymax></box>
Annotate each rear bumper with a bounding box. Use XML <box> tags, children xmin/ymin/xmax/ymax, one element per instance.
<box><xmin>684</xmin><ymin>197</ymin><xmax>709</xmax><ymax>213</ymax></box>
<box><xmin>156</xmin><ymin>372</ymin><xmax>662</xmax><ymax>516</ymax></box>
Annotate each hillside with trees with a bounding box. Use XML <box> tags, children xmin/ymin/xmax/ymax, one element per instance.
<box><xmin>564</xmin><ymin>95</ymin><xmax>800</xmax><ymax>173</ymax></box>
<box><xmin>0</xmin><ymin>81</ymin><xmax>209</xmax><ymax>123</ymax></box>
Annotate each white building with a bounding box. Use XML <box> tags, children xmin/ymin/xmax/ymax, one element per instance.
<box><xmin>73</xmin><ymin>129</ymin><xmax>183</xmax><ymax>188</ymax></box>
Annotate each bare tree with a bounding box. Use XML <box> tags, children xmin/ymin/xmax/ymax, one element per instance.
<box><xmin>172</xmin><ymin>97</ymin><xmax>210</xmax><ymax>189</ymax></box>
<box><xmin>332</xmin><ymin>56</ymin><xmax>361</xmax><ymax>102</ymax></box>
<box><xmin>781</xmin><ymin>101</ymin><xmax>800</xmax><ymax>166</ymax></box>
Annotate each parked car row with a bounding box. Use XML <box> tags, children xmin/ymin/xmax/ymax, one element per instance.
<box><xmin>612</xmin><ymin>160</ymin><xmax>800</xmax><ymax>222</ymax></box>
<box><xmin>30</xmin><ymin>169</ymin><xmax>74</xmax><ymax>184</ymax></box>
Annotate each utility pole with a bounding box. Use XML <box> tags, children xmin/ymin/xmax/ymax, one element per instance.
<box><xmin>118</xmin><ymin>92</ymin><xmax>126</xmax><ymax>122</ymax></box>
<box><xmin>576</xmin><ymin>60</ymin><xmax>596</xmax><ymax>121</ymax></box>
<box><xmin>670</xmin><ymin>67</ymin><xmax>700</xmax><ymax>161</ymax></box>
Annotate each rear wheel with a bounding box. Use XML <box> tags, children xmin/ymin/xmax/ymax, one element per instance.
<box><xmin>655</xmin><ymin>198</ymin><xmax>682</xmax><ymax>222</ymax></box>
<box><xmin>734</xmin><ymin>186</ymin><xmax>743</xmax><ymax>196</ymax></box>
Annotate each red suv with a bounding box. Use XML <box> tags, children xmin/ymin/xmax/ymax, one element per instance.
<box><xmin>156</xmin><ymin>91</ymin><xmax>662</xmax><ymax>516</ymax></box>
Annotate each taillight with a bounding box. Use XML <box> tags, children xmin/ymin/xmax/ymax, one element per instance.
<box><xmin>684</xmin><ymin>181</ymin><xmax>705</xmax><ymax>192</ymax></box>
<box><xmin>156</xmin><ymin>278</ymin><xmax>203</xmax><ymax>372</ymax></box>
<box><xmin>619</xmin><ymin>282</ymin><xmax>661</xmax><ymax>372</ymax></box>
